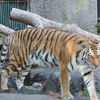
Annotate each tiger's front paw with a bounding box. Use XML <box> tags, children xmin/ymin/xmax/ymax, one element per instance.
<box><xmin>63</xmin><ymin>95</ymin><xmax>74</xmax><ymax>100</ymax></box>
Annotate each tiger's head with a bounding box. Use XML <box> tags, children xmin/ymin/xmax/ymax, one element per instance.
<box><xmin>76</xmin><ymin>39</ymin><xmax>100</xmax><ymax>69</ymax></box>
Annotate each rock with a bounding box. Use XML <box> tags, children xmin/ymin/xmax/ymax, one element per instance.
<box><xmin>32</xmin><ymin>83</ymin><xmax>42</xmax><ymax>89</ymax></box>
<box><xmin>30</xmin><ymin>68</ymin><xmax>59</xmax><ymax>78</ymax></box>
<box><xmin>19</xmin><ymin>86</ymin><xmax>42</xmax><ymax>94</ymax></box>
<box><xmin>0</xmin><ymin>88</ymin><xmax>17</xmax><ymax>93</ymax></box>
<box><xmin>0</xmin><ymin>68</ymin><xmax>100</xmax><ymax>96</ymax></box>
<box><xmin>70</xmin><ymin>72</ymin><xmax>85</xmax><ymax>95</ymax></box>
<box><xmin>30</xmin><ymin>72</ymin><xmax>47</xmax><ymax>85</ymax></box>
<box><xmin>42</xmin><ymin>71</ymin><xmax>85</xmax><ymax>95</ymax></box>
<box><xmin>0</xmin><ymin>37</ymin><xmax>4</xmax><ymax>50</ymax></box>
<box><xmin>24</xmin><ymin>71</ymin><xmax>31</xmax><ymax>86</ymax></box>
<box><xmin>8</xmin><ymin>74</ymin><xmax>17</xmax><ymax>89</ymax></box>
<box><xmin>31</xmin><ymin>64</ymin><xmax>38</xmax><ymax>68</ymax></box>
<box><xmin>42</xmin><ymin>71</ymin><xmax>60</xmax><ymax>93</ymax></box>
<box><xmin>94</xmin><ymin>77</ymin><xmax>100</xmax><ymax>93</ymax></box>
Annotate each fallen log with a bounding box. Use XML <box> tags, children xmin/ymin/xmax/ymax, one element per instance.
<box><xmin>10</xmin><ymin>8</ymin><xmax>100</xmax><ymax>43</ymax></box>
<box><xmin>0</xmin><ymin>24</ymin><xmax>15</xmax><ymax>36</ymax></box>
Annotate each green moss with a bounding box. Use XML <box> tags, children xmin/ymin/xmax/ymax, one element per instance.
<box><xmin>0</xmin><ymin>33</ymin><xmax>6</xmax><ymax>37</ymax></box>
<box><xmin>81</xmin><ymin>88</ymin><xmax>100</xmax><ymax>97</ymax></box>
<box><xmin>97</xmin><ymin>18</ymin><xmax>100</xmax><ymax>34</ymax></box>
<box><xmin>81</xmin><ymin>88</ymin><xmax>89</xmax><ymax>97</ymax></box>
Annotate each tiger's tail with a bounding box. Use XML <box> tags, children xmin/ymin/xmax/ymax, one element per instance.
<box><xmin>0</xmin><ymin>36</ymin><xmax>10</xmax><ymax>69</ymax></box>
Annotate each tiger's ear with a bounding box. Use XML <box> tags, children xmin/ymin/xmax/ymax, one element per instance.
<box><xmin>77</xmin><ymin>40</ymin><xmax>88</xmax><ymax>48</ymax></box>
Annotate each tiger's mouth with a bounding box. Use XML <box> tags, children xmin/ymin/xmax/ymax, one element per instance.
<box><xmin>90</xmin><ymin>65</ymin><xmax>98</xmax><ymax>70</ymax></box>
<box><xmin>87</xmin><ymin>63</ymin><xmax>98</xmax><ymax>70</ymax></box>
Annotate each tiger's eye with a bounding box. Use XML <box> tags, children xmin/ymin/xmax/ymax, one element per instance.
<box><xmin>96</xmin><ymin>48</ymin><xmax>98</xmax><ymax>50</ymax></box>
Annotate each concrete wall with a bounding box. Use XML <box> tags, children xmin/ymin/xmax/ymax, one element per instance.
<box><xmin>30</xmin><ymin>0</ymin><xmax>97</xmax><ymax>34</ymax></box>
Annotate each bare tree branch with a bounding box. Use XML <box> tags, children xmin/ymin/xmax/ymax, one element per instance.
<box><xmin>0</xmin><ymin>24</ymin><xmax>15</xmax><ymax>36</ymax></box>
<box><xmin>10</xmin><ymin>8</ymin><xmax>100</xmax><ymax>43</ymax></box>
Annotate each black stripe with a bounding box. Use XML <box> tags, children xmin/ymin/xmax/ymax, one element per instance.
<box><xmin>55</xmin><ymin>32</ymin><xmax>62</xmax><ymax>47</ymax></box>
<box><xmin>26</xmin><ymin>65</ymin><xmax>31</xmax><ymax>67</ymax></box>
<box><xmin>8</xmin><ymin>64</ymin><xmax>18</xmax><ymax>72</ymax></box>
<box><xmin>10</xmin><ymin>32</ymin><xmax>17</xmax><ymax>48</ymax></box>
<box><xmin>30</xmin><ymin>29</ymin><xmax>38</xmax><ymax>40</ymax></box>
<box><xmin>23</xmin><ymin>29</ymin><xmax>29</xmax><ymax>39</ymax></box>
<box><xmin>76</xmin><ymin>51</ymin><xmax>80</xmax><ymax>63</ymax></box>
<box><xmin>60</xmin><ymin>33</ymin><xmax>67</xmax><ymax>41</ymax></box>
<box><xmin>37</xmin><ymin>28</ymin><xmax>46</xmax><ymax>41</ymax></box>
<box><xmin>35</xmin><ymin>30</ymin><xmax>48</xmax><ymax>51</ymax></box>
<box><xmin>38</xmin><ymin>50</ymin><xmax>42</xmax><ymax>57</ymax></box>
<box><xmin>2</xmin><ymin>47</ymin><xmax>7</xmax><ymax>52</ymax></box>
<box><xmin>17</xmin><ymin>49</ymin><xmax>23</xmax><ymax>67</ymax></box>
<box><xmin>10</xmin><ymin>32</ymin><xmax>17</xmax><ymax>46</ymax></box>
<box><xmin>10</xmin><ymin>67</ymin><xmax>18</xmax><ymax>72</ymax></box>
<box><xmin>27</xmin><ymin>29</ymin><xmax>33</xmax><ymax>42</ymax></box>
<box><xmin>73</xmin><ymin>36</ymin><xmax>81</xmax><ymax>42</ymax></box>
<box><xmin>35</xmin><ymin>52</ymin><xmax>38</xmax><ymax>59</ymax></box>
<box><xmin>70</xmin><ymin>62</ymin><xmax>74</xmax><ymax>70</ymax></box>
<box><xmin>24</xmin><ymin>61</ymin><xmax>26</xmax><ymax>66</ymax></box>
<box><xmin>81</xmin><ymin>52</ymin><xmax>86</xmax><ymax>60</ymax></box>
<box><xmin>67</xmin><ymin>67</ymin><xmax>70</xmax><ymax>72</ymax></box>
<box><xmin>50</xmin><ymin>48</ymin><xmax>53</xmax><ymax>56</ymax></box>
<box><xmin>86</xmin><ymin>81</ymin><xmax>90</xmax><ymax>86</ymax></box>
<box><xmin>27</xmin><ymin>29</ymin><xmax>38</xmax><ymax>46</ymax></box>
<box><xmin>64</xmin><ymin>33</ymin><xmax>71</xmax><ymax>39</ymax></box>
<box><xmin>84</xmin><ymin>79</ymin><xmax>91</xmax><ymax>87</ymax></box>
<box><xmin>0</xmin><ymin>59</ymin><xmax>4</xmax><ymax>63</ymax></box>
<box><xmin>32</xmin><ymin>30</ymin><xmax>40</xmax><ymax>41</ymax></box>
<box><xmin>22</xmin><ymin>45</ymin><xmax>25</xmax><ymax>65</ymax></box>
<box><xmin>42</xmin><ymin>40</ymin><xmax>50</xmax><ymax>54</ymax></box>
<box><xmin>37</xmin><ymin>29</ymin><xmax>50</xmax><ymax>40</ymax></box>
<box><xmin>22</xmin><ymin>66</ymin><xmax>26</xmax><ymax>70</ymax></box>
<box><xmin>1</xmin><ymin>53</ymin><xmax>6</xmax><ymax>56</ymax></box>
<box><xmin>19</xmin><ymin>30</ymin><xmax>23</xmax><ymax>39</ymax></box>
<box><xmin>46</xmin><ymin>30</ymin><xmax>54</xmax><ymax>41</ymax></box>
<box><xmin>54</xmin><ymin>55</ymin><xmax>57</xmax><ymax>61</ymax></box>
<box><xmin>45</xmin><ymin>53</ymin><xmax>48</xmax><ymax>61</ymax></box>
<box><xmin>83</xmin><ymin>71</ymin><xmax>92</xmax><ymax>77</ymax></box>
<box><xmin>29</xmin><ymin>42</ymin><xmax>32</xmax><ymax>54</ymax></box>
<box><xmin>40</xmin><ymin>57</ymin><xmax>48</xmax><ymax>67</ymax></box>
<box><xmin>44</xmin><ymin>53</ymin><xmax>54</xmax><ymax>67</ymax></box>
<box><xmin>31</xmin><ymin>54</ymin><xmax>34</xmax><ymax>59</ymax></box>
<box><xmin>52</xmin><ymin>58</ymin><xmax>58</xmax><ymax>66</ymax></box>
<box><xmin>20</xmin><ymin>74</ymin><xmax>27</xmax><ymax>77</ymax></box>
<box><xmin>65</xmin><ymin>35</ymin><xmax>77</xmax><ymax>44</ymax></box>
<box><xmin>49</xmin><ymin>30</ymin><xmax>57</xmax><ymax>47</ymax></box>
<box><xmin>14</xmin><ymin>54</ymin><xmax>21</xmax><ymax>68</ymax></box>
<box><xmin>4</xmin><ymin>42</ymin><xmax>9</xmax><ymax>46</ymax></box>
<box><xmin>25</xmin><ymin>30</ymin><xmax>33</xmax><ymax>51</ymax></box>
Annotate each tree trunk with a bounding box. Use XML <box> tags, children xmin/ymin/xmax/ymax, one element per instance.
<box><xmin>10</xmin><ymin>8</ymin><xmax>100</xmax><ymax>43</ymax></box>
<box><xmin>0</xmin><ymin>24</ymin><xmax>15</xmax><ymax>36</ymax></box>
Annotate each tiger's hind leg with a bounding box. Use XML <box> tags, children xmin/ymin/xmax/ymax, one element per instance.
<box><xmin>15</xmin><ymin>66</ymin><xmax>31</xmax><ymax>90</ymax></box>
<box><xmin>1</xmin><ymin>65</ymin><xmax>16</xmax><ymax>90</ymax></box>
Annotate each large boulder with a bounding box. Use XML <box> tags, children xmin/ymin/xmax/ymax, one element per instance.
<box><xmin>0</xmin><ymin>68</ymin><xmax>100</xmax><ymax>96</ymax></box>
<box><xmin>42</xmin><ymin>71</ymin><xmax>60</xmax><ymax>93</ymax></box>
<box><xmin>42</xmin><ymin>71</ymin><xmax>85</xmax><ymax>95</ymax></box>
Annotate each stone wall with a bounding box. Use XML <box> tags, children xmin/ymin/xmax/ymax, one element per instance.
<box><xmin>30</xmin><ymin>0</ymin><xmax>97</xmax><ymax>34</ymax></box>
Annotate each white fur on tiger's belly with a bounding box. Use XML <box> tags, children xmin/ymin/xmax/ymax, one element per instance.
<box><xmin>27</xmin><ymin>51</ymin><xmax>58</xmax><ymax>68</ymax></box>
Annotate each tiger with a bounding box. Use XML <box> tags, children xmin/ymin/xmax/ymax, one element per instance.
<box><xmin>0</xmin><ymin>28</ymin><xmax>100</xmax><ymax>100</ymax></box>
